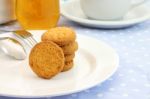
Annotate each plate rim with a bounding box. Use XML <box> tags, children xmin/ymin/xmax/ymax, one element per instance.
<box><xmin>0</xmin><ymin>34</ymin><xmax>119</xmax><ymax>98</ymax></box>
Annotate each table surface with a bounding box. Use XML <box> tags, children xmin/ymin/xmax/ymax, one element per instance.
<box><xmin>0</xmin><ymin>1</ymin><xmax>150</xmax><ymax>99</ymax></box>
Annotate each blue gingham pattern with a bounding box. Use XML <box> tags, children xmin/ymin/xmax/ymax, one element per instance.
<box><xmin>1</xmin><ymin>17</ymin><xmax>149</xmax><ymax>99</ymax></box>
<box><xmin>0</xmin><ymin>0</ymin><xmax>150</xmax><ymax>99</ymax></box>
<box><xmin>55</xmin><ymin>17</ymin><xmax>150</xmax><ymax>99</ymax></box>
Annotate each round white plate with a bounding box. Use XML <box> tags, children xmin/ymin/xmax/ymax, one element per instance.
<box><xmin>0</xmin><ymin>31</ymin><xmax>119</xmax><ymax>98</ymax></box>
<box><xmin>61</xmin><ymin>0</ymin><xmax>150</xmax><ymax>29</ymax></box>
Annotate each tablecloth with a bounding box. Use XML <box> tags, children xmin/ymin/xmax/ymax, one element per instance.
<box><xmin>0</xmin><ymin>1</ymin><xmax>150</xmax><ymax>99</ymax></box>
<box><xmin>57</xmin><ymin>17</ymin><xmax>150</xmax><ymax>99</ymax></box>
<box><xmin>0</xmin><ymin>16</ymin><xmax>149</xmax><ymax>99</ymax></box>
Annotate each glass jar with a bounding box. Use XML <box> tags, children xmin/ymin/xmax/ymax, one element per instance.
<box><xmin>16</xmin><ymin>0</ymin><xmax>60</xmax><ymax>30</ymax></box>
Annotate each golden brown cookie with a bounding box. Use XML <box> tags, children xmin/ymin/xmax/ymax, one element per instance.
<box><xmin>65</xmin><ymin>53</ymin><xmax>75</xmax><ymax>62</ymax></box>
<box><xmin>29</xmin><ymin>41</ymin><xmax>64</xmax><ymax>79</ymax></box>
<box><xmin>41</xmin><ymin>27</ymin><xmax>76</xmax><ymax>46</ymax></box>
<box><xmin>62</xmin><ymin>60</ymin><xmax>74</xmax><ymax>72</ymax></box>
<box><xmin>61</xmin><ymin>42</ymin><xmax>78</xmax><ymax>54</ymax></box>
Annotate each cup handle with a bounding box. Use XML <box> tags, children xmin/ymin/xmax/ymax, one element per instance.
<box><xmin>131</xmin><ymin>0</ymin><xmax>148</xmax><ymax>8</ymax></box>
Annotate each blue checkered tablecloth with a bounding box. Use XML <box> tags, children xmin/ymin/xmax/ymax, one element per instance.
<box><xmin>1</xmin><ymin>17</ymin><xmax>150</xmax><ymax>99</ymax></box>
<box><xmin>0</xmin><ymin>0</ymin><xmax>150</xmax><ymax>99</ymax></box>
<box><xmin>56</xmin><ymin>17</ymin><xmax>150</xmax><ymax>99</ymax></box>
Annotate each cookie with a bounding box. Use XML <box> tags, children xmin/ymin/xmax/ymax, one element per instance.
<box><xmin>65</xmin><ymin>53</ymin><xmax>75</xmax><ymax>62</ymax></box>
<box><xmin>62</xmin><ymin>60</ymin><xmax>74</xmax><ymax>72</ymax></box>
<box><xmin>61</xmin><ymin>42</ymin><xmax>78</xmax><ymax>54</ymax></box>
<box><xmin>42</xmin><ymin>27</ymin><xmax>76</xmax><ymax>46</ymax></box>
<box><xmin>29</xmin><ymin>41</ymin><xmax>64</xmax><ymax>79</ymax></box>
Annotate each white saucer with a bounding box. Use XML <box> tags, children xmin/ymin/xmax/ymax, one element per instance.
<box><xmin>61</xmin><ymin>0</ymin><xmax>150</xmax><ymax>28</ymax></box>
<box><xmin>0</xmin><ymin>31</ymin><xmax>119</xmax><ymax>98</ymax></box>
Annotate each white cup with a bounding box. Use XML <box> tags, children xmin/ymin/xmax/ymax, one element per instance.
<box><xmin>80</xmin><ymin>0</ymin><xmax>146</xmax><ymax>20</ymax></box>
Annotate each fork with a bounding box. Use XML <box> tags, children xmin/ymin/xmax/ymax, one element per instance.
<box><xmin>0</xmin><ymin>29</ymin><xmax>37</xmax><ymax>48</ymax></box>
<box><xmin>0</xmin><ymin>21</ymin><xmax>37</xmax><ymax>47</ymax></box>
<box><xmin>14</xmin><ymin>30</ymin><xmax>38</xmax><ymax>48</ymax></box>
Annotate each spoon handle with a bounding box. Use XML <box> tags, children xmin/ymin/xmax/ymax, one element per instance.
<box><xmin>0</xmin><ymin>31</ymin><xmax>12</xmax><ymax>39</ymax></box>
<box><xmin>0</xmin><ymin>37</ymin><xmax>10</xmax><ymax>41</ymax></box>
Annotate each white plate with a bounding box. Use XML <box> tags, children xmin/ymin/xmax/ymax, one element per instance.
<box><xmin>61</xmin><ymin>0</ymin><xmax>150</xmax><ymax>28</ymax></box>
<box><xmin>0</xmin><ymin>31</ymin><xmax>119</xmax><ymax>98</ymax></box>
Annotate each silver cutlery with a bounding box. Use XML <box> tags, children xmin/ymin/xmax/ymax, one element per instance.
<box><xmin>14</xmin><ymin>30</ymin><xmax>38</xmax><ymax>48</ymax></box>
<box><xmin>0</xmin><ymin>37</ymin><xmax>26</xmax><ymax>60</ymax></box>
<box><xmin>0</xmin><ymin>30</ymin><xmax>37</xmax><ymax>48</ymax></box>
<box><xmin>0</xmin><ymin>30</ymin><xmax>37</xmax><ymax>60</ymax></box>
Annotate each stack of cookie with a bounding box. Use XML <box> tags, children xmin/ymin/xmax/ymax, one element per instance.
<box><xmin>42</xmin><ymin>27</ymin><xmax>78</xmax><ymax>72</ymax></box>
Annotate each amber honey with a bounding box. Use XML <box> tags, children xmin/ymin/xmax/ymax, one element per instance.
<box><xmin>16</xmin><ymin>0</ymin><xmax>60</xmax><ymax>30</ymax></box>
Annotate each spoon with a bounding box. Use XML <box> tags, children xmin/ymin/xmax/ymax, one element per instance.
<box><xmin>0</xmin><ymin>37</ymin><xmax>27</xmax><ymax>60</ymax></box>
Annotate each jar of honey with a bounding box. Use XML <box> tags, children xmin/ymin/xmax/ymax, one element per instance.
<box><xmin>16</xmin><ymin>0</ymin><xmax>60</xmax><ymax>30</ymax></box>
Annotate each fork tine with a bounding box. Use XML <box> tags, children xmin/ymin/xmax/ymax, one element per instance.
<box><xmin>28</xmin><ymin>35</ymin><xmax>38</xmax><ymax>44</ymax></box>
<box><xmin>14</xmin><ymin>33</ymin><xmax>33</xmax><ymax>48</ymax></box>
<box><xmin>31</xmin><ymin>36</ymin><xmax>37</xmax><ymax>44</ymax></box>
<box><xmin>26</xmin><ymin>38</ymin><xmax>35</xmax><ymax>46</ymax></box>
<box><xmin>25</xmin><ymin>39</ymin><xmax>33</xmax><ymax>48</ymax></box>
<box><xmin>28</xmin><ymin>37</ymin><xmax>37</xmax><ymax>46</ymax></box>
<box><xmin>13</xmin><ymin>30</ymin><xmax>37</xmax><ymax>47</ymax></box>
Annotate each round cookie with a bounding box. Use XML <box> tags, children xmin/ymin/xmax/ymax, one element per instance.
<box><xmin>65</xmin><ymin>53</ymin><xmax>75</xmax><ymax>62</ymax></box>
<box><xmin>42</xmin><ymin>27</ymin><xmax>76</xmax><ymax>46</ymax></box>
<box><xmin>29</xmin><ymin>41</ymin><xmax>64</xmax><ymax>79</ymax></box>
<box><xmin>62</xmin><ymin>60</ymin><xmax>74</xmax><ymax>72</ymax></box>
<box><xmin>61</xmin><ymin>42</ymin><xmax>78</xmax><ymax>54</ymax></box>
